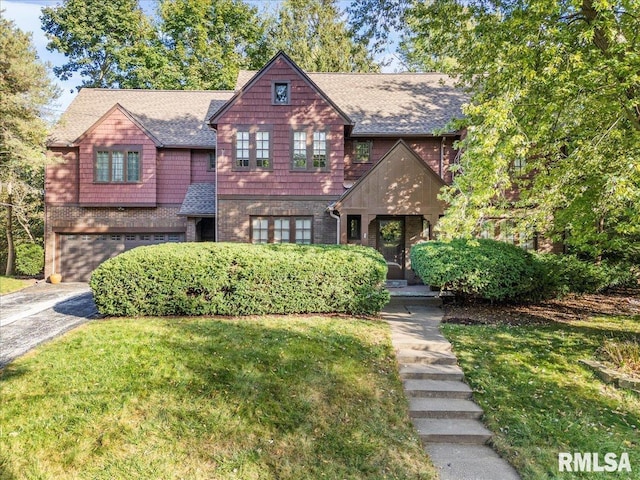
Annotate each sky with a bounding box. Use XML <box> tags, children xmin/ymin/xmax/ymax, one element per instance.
<box><xmin>2</xmin><ymin>0</ymin><xmax>402</xmax><ymax>118</ymax></box>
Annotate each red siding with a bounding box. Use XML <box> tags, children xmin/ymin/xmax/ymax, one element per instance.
<box><xmin>216</xmin><ymin>57</ymin><xmax>346</xmax><ymax>197</ymax></box>
<box><xmin>157</xmin><ymin>149</ymin><xmax>190</xmax><ymax>204</ymax></box>
<box><xmin>191</xmin><ymin>150</ymin><xmax>216</xmax><ymax>183</ymax></box>
<box><xmin>78</xmin><ymin>108</ymin><xmax>157</xmax><ymax>205</ymax></box>
<box><xmin>46</xmin><ymin>148</ymin><xmax>78</xmax><ymax>204</ymax></box>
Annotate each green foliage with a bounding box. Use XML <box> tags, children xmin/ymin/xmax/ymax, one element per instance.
<box><xmin>0</xmin><ymin>17</ymin><xmax>58</xmax><ymax>275</ymax></box>
<box><xmin>267</xmin><ymin>0</ymin><xmax>379</xmax><ymax>72</ymax></box>
<box><xmin>383</xmin><ymin>0</ymin><xmax>640</xmax><ymax>261</ymax></box>
<box><xmin>14</xmin><ymin>243</ymin><xmax>44</xmax><ymax>276</ymax></box>
<box><xmin>537</xmin><ymin>253</ymin><xmax>638</xmax><ymax>296</ymax></box>
<box><xmin>410</xmin><ymin>239</ymin><xmax>543</xmax><ymax>302</ymax></box>
<box><xmin>90</xmin><ymin>242</ymin><xmax>389</xmax><ymax>316</ymax></box>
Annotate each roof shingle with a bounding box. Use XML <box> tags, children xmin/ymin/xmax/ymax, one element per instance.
<box><xmin>178</xmin><ymin>183</ymin><xmax>216</xmax><ymax>216</ymax></box>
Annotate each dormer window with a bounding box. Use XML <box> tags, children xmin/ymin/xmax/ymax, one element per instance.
<box><xmin>273</xmin><ymin>81</ymin><xmax>290</xmax><ymax>105</ymax></box>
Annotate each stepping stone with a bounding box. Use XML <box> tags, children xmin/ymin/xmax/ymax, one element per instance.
<box><xmin>408</xmin><ymin>398</ymin><xmax>483</xmax><ymax>419</ymax></box>
<box><xmin>403</xmin><ymin>379</ymin><xmax>473</xmax><ymax>399</ymax></box>
<box><xmin>396</xmin><ymin>349</ymin><xmax>458</xmax><ymax>365</ymax></box>
<box><xmin>400</xmin><ymin>364</ymin><xmax>464</xmax><ymax>381</ymax></box>
<box><xmin>413</xmin><ymin>418</ymin><xmax>492</xmax><ymax>444</ymax></box>
<box><xmin>425</xmin><ymin>443</ymin><xmax>521</xmax><ymax>480</ymax></box>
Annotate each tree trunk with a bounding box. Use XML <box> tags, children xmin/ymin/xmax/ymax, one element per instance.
<box><xmin>5</xmin><ymin>194</ymin><xmax>15</xmax><ymax>276</ymax></box>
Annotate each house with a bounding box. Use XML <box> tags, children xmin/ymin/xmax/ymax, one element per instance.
<box><xmin>44</xmin><ymin>52</ymin><xmax>467</xmax><ymax>282</ymax></box>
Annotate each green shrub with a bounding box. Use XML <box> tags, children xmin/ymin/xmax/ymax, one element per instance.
<box><xmin>410</xmin><ymin>238</ymin><xmax>544</xmax><ymax>302</ymax></box>
<box><xmin>536</xmin><ymin>254</ymin><xmax>638</xmax><ymax>296</ymax></box>
<box><xmin>90</xmin><ymin>243</ymin><xmax>390</xmax><ymax>316</ymax></box>
<box><xmin>15</xmin><ymin>243</ymin><xmax>44</xmax><ymax>276</ymax></box>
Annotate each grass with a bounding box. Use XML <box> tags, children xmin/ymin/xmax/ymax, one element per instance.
<box><xmin>442</xmin><ymin>313</ymin><xmax>640</xmax><ymax>479</ymax></box>
<box><xmin>0</xmin><ymin>276</ymin><xmax>35</xmax><ymax>295</ymax></box>
<box><xmin>0</xmin><ymin>315</ymin><xmax>437</xmax><ymax>479</ymax></box>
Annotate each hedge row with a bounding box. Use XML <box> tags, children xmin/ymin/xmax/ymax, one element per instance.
<box><xmin>90</xmin><ymin>243</ymin><xmax>390</xmax><ymax>316</ymax></box>
<box><xmin>410</xmin><ymin>239</ymin><xmax>544</xmax><ymax>302</ymax></box>
<box><xmin>410</xmin><ymin>239</ymin><xmax>638</xmax><ymax>302</ymax></box>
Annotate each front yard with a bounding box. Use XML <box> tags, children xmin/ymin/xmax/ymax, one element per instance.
<box><xmin>0</xmin><ymin>315</ymin><xmax>437</xmax><ymax>479</ymax></box>
<box><xmin>442</xmin><ymin>290</ymin><xmax>640</xmax><ymax>479</ymax></box>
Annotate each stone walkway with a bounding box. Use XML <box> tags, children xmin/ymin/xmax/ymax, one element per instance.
<box><xmin>382</xmin><ymin>296</ymin><xmax>521</xmax><ymax>480</ymax></box>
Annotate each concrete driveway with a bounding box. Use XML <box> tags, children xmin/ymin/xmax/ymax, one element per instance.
<box><xmin>0</xmin><ymin>282</ymin><xmax>98</xmax><ymax>368</ymax></box>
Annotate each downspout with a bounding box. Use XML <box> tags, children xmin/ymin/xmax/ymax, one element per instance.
<box><xmin>440</xmin><ymin>137</ymin><xmax>445</xmax><ymax>179</ymax></box>
<box><xmin>215</xmin><ymin>148</ymin><xmax>220</xmax><ymax>242</ymax></box>
<box><xmin>328</xmin><ymin>203</ymin><xmax>340</xmax><ymax>245</ymax></box>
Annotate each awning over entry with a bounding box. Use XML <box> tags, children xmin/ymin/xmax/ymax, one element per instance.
<box><xmin>178</xmin><ymin>183</ymin><xmax>216</xmax><ymax>217</ymax></box>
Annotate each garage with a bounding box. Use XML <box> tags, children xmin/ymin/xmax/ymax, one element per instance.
<box><xmin>59</xmin><ymin>233</ymin><xmax>185</xmax><ymax>282</ymax></box>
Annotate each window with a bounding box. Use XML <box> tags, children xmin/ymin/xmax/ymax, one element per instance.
<box><xmin>154</xmin><ymin>234</ymin><xmax>165</xmax><ymax>241</ymax></box>
<box><xmin>250</xmin><ymin>216</ymin><xmax>313</xmax><ymax>244</ymax></box>
<box><xmin>139</xmin><ymin>234</ymin><xmax>150</xmax><ymax>241</ymax></box>
<box><xmin>125</xmin><ymin>234</ymin><xmax>136</xmax><ymax>241</ymax></box>
<box><xmin>355</xmin><ymin>141</ymin><xmax>371</xmax><ymax>163</ymax></box>
<box><xmin>256</xmin><ymin>131</ymin><xmax>271</xmax><ymax>168</ymax></box>
<box><xmin>511</xmin><ymin>157</ymin><xmax>526</xmax><ymax>176</ymax></box>
<box><xmin>293</xmin><ymin>131</ymin><xmax>307</xmax><ymax>169</ymax></box>
<box><xmin>295</xmin><ymin>218</ymin><xmax>312</xmax><ymax>244</ymax></box>
<box><xmin>292</xmin><ymin>130</ymin><xmax>329</xmax><ymax>170</ymax></box>
<box><xmin>168</xmin><ymin>234</ymin><xmax>180</xmax><ymax>242</ymax></box>
<box><xmin>313</xmin><ymin>132</ymin><xmax>327</xmax><ymax>168</ymax></box>
<box><xmin>94</xmin><ymin>147</ymin><xmax>140</xmax><ymax>183</ymax></box>
<box><xmin>347</xmin><ymin>215</ymin><xmax>361</xmax><ymax>242</ymax></box>
<box><xmin>273</xmin><ymin>218</ymin><xmax>290</xmax><ymax>243</ymax></box>
<box><xmin>252</xmin><ymin>218</ymin><xmax>269</xmax><ymax>243</ymax></box>
<box><xmin>235</xmin><ymin>131</ymin><xmax>250</xmax><ymax>168</ymax></box>
<box><xmin>234</xmin><ymin>128</ymin><xmax>272</xmax><ymax>170</ymax></box>
<box><xmin>208</xmin><ymin>151</ymin><xmax>216</xmax><ymax>171</ymax></box>
<box><xmin>110</xmin><ymin>234</ymin><xmax>122</xmax><ymax>241</ymax></box>
<box><xmin>273</xmin><ymin>81</ymin><xmax>290</xmax><ymax>105</ymax></box>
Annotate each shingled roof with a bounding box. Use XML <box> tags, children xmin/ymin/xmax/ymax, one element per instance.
<box><xmin>236</xmin><ymin>70</ymin><xmax>467</xmax><ymax>136</ymax></box>
<box><xmin>48</xmin><ymin>89</ymin><xmax>233</xmax><ymax>147</ymax></box>
<box><xmin>178</xmin><ymin>183</ymin><xmax>216</xmax><ymax>216</ymax></box>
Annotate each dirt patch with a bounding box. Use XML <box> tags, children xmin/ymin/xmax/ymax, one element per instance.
<box><xmin>442</xmin><ymin>288</ymin><xmax>640</xmax><ymax>327</ymax></box>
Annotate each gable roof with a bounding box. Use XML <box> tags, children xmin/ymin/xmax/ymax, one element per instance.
<box><xmin>236</xmin><ymin>70</ymin><xmax>467</xmax><ymax>136</ymax></box>
<box><xmin>335</xmin><ymin>139</ymin><xmax>446</xmax><ymax>209</ymax></box>
<box><xmin>48</xmin><ymin>89</ymin><xmax>234</xmax><ymax>148</ymax></box>
<box><xmin>209</xmin><ymin>51</ymin><xmax>352</xmax><ymax>127</ymax></box>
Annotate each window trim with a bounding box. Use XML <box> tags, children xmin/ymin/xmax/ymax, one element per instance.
<box><xmin>272</xmin><ymin>80</ymin><xmax>291</xmax><ymax>105</ymax></box>
<box><xmin>354</xmin><ymin>140</ymin><xmax>372</xmax><ymax>163</ymax></box>
<box><xmin>232</xmin><ymin>126</ymin><xmax>273</xmax><ymax>172</ymax></box>
<box><xmin>250</xmin><ymin>216</ymin><xmax>314</xmax><ymax>244</ymax></box>
<box><xmin>290</xmin><ymin>128</ymin><xmax>330</xmax><ymax>172</ymax></box>
<box><xmin>93</xmin><ymin>146</ymin><xmax>142</xmax><ymax>184</ymax></box>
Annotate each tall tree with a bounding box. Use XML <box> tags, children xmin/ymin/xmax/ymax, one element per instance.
<box><xmin>41</xmin><ymin>0</ymin><xmax>166</xmax><ymax>89</ymax></box>
<box><xmin>351</xmin><ymin>0</ymin><xmax>640</xmax><ymax>261</ymax></box>
<box><xmin>269</xmin><ymin>0</ymin><xmax>379</xmax><ymax>72</ymax></box>
<box><xmin>157</xmin><ymin>0</ymin><xmax>270</xmax><ymax>89</ymax></box>
<box><xmin>0</xmin><ymin>17</ymin><xmax>59</xmax><ymax>275</ymax></box>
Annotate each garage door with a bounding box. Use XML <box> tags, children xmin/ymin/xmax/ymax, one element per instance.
<box><xmin>59</xmin><ymin>233</ymin><xmax>184</xmax><ymax>282</ymax></box>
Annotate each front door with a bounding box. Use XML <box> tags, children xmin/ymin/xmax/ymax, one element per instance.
<box><xmin>377</xmin><ymin>218</ymin><xmax>405</xmax><ymax>280</ymax></box>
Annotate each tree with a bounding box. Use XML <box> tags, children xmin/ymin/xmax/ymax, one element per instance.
<box><xmin>268</xmin><ymin>0</ymin><xmax>379</xmax><ymax>72</ymax></box>
<box><xmin>41</xmin><ymin>0</ymin><xmax>166</xmax><ymax>89</ymax></box>
<box><xmin>0</xmin><ymin>17</ymin><xmax>59</xmax><ymax>275</ymax></box>
<box><xmin>351</xmin><ymin>0</ymin><xmax>640</xmax><ymax>261</ymax></box>
<box><xmin>157</xmin><ymin>0</ymin><xmax>270</xmax><ymax>89</ymax></box>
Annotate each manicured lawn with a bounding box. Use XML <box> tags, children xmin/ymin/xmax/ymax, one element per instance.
<box><xmin>0</xmin><ymin>276</ymin><xmax>35</xmax><ymax>295</ymax></box>
<box><xmin>442</xmin><ymin>313</ymin><xmax>640</xmax><ymax>479</ymax></box>
<box><xmin>0</xmin><ymin>316</ymin><xmax>437</xmax><ymax>479</ymax></box>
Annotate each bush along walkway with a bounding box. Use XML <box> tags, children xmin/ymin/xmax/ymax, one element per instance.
<box><xmin>382</xmin><ymin>297</ymin><xmax>521</xmax><ymax>480</ymax></box>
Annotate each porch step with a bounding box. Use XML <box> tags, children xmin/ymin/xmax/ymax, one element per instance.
<box><xmin>394</xmin><ymin>339</ymin><xmax>452</xmax><ymax>352</ymax></box>
<box><xmin>386</xmin><ymin>280</ymin><xmax>408</xmax><ymax>288</ymax></box>
<box><xmin>396</xmin><ymin>349</ymin><xmax>458</xmax><ymax>365</ymax></box>
<box><xmin>408</xmin><ymin>398</ymin><xmax>483</xmax><ymax>419</ymax></box>
<box><xmin>400</xmin><ymin>364</ymin><xmax>465</xmax><ymax>381</ymax></box>
<box><xmin>403</xmin><ymin>379</ymin><xmax>473</xmax><ymax>399</ymax></box>
<box><xmin>413</xmin><ymin>418</ymin><xmax>492</xmax><ymax>444</ymax></box>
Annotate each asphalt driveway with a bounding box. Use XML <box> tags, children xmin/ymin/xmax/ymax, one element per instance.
<box><xmin>0</xmin><ymin>282</ymin><xmax>98</xmax><ymax>368</ymax></box>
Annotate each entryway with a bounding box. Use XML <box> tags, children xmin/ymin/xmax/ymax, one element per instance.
<box><xmin>376</xmin><ymin>217</ymin><xmax>405</xmax><ymax>280</ymax></box>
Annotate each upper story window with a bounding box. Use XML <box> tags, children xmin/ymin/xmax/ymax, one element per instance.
<box><xmin>95</xmin><ymin>147</ymin><xmax>140</xmax><ymax>183</ymax></box>
<box><xmin>273</xmin><ymin>81</ymin><xmax>290</xmax><ymax>105</ymax></box>
<box><xmin>234</xmin><ymin>128</ymin><xmax>272</xmax><ymax>171</ymax></box>
<box><xmin>208</xmin><ymin>150</ymin><xmax>216</xmax><ymax>171</ymax></box>
<box><xmin>291</xmin><ymin>129</ymin><xmax>329</xmax><ymax>171</ymax></box>
<box><xmin>355</xmin><ymin>141</ymin><xmax>372</xmax><ymax>163</ymax></box>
